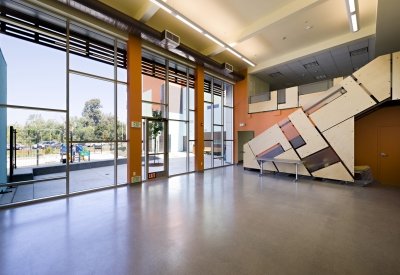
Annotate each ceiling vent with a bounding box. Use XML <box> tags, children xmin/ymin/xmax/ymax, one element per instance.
<box><xmin>303</xmin><ymin>61</ymin><xmax>319</xmax><ymax>69</ymax></box>
<box><xmin>161</xmin><ymin>30</ymin><xmax>180</xmax><ymax>49</ymax></box>
<box><xmin>269</xmin><ymin>72</ymin><xmax>282</xmax><ymax>78</ymax></box>
<box><xmin>350</xmin><ymin>47</ymin><xmax>368</xmax><ymax>56</ymax></box>
<box><xmin>285</xmin><ymin>82</ymin><xmax>295</xmax><ymax>86</ymax></box>
<box><xmin>223</xmin><ymin>63</ymin><xmax>233</xmax><ymax>73</ymax></box>
<box><xmin>314</xmin><ymin>74</ymin><xmax>327</xmax><ymax>80</ymax></box>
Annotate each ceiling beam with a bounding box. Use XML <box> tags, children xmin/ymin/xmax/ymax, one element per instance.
<box><xmin>134</xmin><ymin>1</ymin><xmax>160</xmax><ymax>23</ymax></box>
<box><xmin>200</xmin><ymin>0</ymin><xmax>326</xmax><ymax>57</ymax></box>
<box><xmin>248</xmin><ymin>24</ymin><xmax>376</xmax><ymax>74</ymax></box>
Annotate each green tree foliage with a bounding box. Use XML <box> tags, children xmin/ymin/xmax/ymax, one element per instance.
<box><xmin>82</xmin><ymin>98</ymin><xmax>103</xmax><ymax>126</ymax></box>
<box><xmin>149</xmin><ymin>110</ymin><xmax>164</xmax><ymax>161</ymax></box>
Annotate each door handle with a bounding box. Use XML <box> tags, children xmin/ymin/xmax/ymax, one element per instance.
<box><xmin>381</xmin><ymin>153</ymin><xmax>388</xmax><ymax>157</ymax></box>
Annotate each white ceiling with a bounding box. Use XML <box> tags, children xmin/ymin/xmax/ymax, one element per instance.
<box><xmin>98</xmin><ymin>0</ymin><xmax>392</xmax><ymax>86</ymax></box>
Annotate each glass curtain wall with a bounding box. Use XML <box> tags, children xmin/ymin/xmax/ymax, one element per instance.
<box><xmin>0</xmin><ymin>3</ymin><xmax>127</xmax><ymax>206</ymax></box>
<box><xmin>141</xmin><ymin>51</ymin><xmax>195</xmax><ymax>178</ymax></box>
<box><xmin>203</xmin><ymin>74</ymin><xmax>234</xmax><ymax>169</ymax></box>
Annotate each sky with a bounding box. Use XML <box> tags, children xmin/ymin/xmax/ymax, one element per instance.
<box><xmin>0</xmin><ymin>34</ymin><xmax>127</xmax><ymax>126</ymax></box>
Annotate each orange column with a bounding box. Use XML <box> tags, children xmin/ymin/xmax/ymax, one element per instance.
<box><xmin>194</xmin><ymin>65</ymin><xmax>204</xmax><ymax>171</ymax></box>
<box><xmin>127</xmin><ymin>34</ymin><xmax>142</xmax><ymax>182</ymax></box>
<box><xmin>233</xmin><ymin>69</ymin><xmax>248</xmax><ymax>164</ymax></box>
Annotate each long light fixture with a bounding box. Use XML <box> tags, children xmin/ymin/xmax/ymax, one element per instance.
<box><xmin>149</xmin><ymin>0</ymin><xmax>256</xmax><ymax>66</ymax></box>
<box><xmin>345</xmin><ymin>0</ymin><xmax>359</xmax><ymax>32</ymax></box>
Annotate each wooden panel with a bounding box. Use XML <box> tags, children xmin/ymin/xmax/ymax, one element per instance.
<box><xmin>310</xmin><ymin>77</ymin><xmax>375</xmax><ymax>132</ymax></box>
<box><xmin>299</xmin><ymin>91</ymin><xmax>325</xmax><ymax>107</ymax></box>
<box><xmin>312</xmin><ymin>162</ymin><xmax>354</xmax><ymax>182</ymax></box>
<box><xmin>278</xmin><ymin>87</ymin><xmax>298</xmax><ymax>109</ymax></box>
<box><xmin>288</xmin><ymin>109</ymin><xmax>328</xmax><ymax>158</ymax></box>
<box><xmin>302</xmin><ymin>84</ymin><xmax>343</xmax><ymax>114</ymax></box>
<box><xmin>353</xmin><ymin>54</ymin><xmax>391</xmax><ymax>102</ymax></box>
<box><xmin>243</xmin><ymin>143</ymin><xmax>261</xmax><ymax>169</ymax></box>
<box><xmin>248</xmin><ymin>124</ymin><xmax>292</xmax><ymax>156</ymax></box>
<box><xmin>393</xmin><ymin>52</ymin><xmax>400</xmax><ymax>100</ymax></box>
<box><xmin>322</xmin><ymin>117</ymin><xmax>354</xmax><ymax>175</ymax></box>
<box><xmin>262</xmin><ymin>161</ymin><xmax>277</xmax><ymax>172</ymax></box>
<box><xmin>274</xmin><ymin>149</ymin><xmax>310</xmax><ymax>176</ymax></box>
<box><xmin>248</xmin><ymin>91</ymin><xmax>277</xmax><ymax>113</ymax></box>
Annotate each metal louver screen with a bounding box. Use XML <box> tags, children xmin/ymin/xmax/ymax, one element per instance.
<box><xmin>249</xmin><ymin>92</ymin><xmax>271</xmax><ymax>104</ymax></box>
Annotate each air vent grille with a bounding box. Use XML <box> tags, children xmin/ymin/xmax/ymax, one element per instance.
<box><xmin>285</xmin><ymin>82</ymin><xmax>295</xmax><ymax>86</ymax></box>
<box><xmin>350</xmin><ymin>47</ymin><xmax>368</xmax><ymax>56</ymax></box>
<box><xmin>314</xmin><ymin>74</ymin><xmax>327</xmax><ymax>80</ymax></box>
<box><xmin>303</xmin><ymin>61</ymin><xmax>319</xmax><ymax>69</ymax></box>
<box><xmin>269</xmin><ymin>72</ymin><xmax>282</xmax><ymax>78</ymax></box>
<box><xmin>223</xmin><ymin>63</ymin><xmax>233</xmax><ymax>73</ymax></box>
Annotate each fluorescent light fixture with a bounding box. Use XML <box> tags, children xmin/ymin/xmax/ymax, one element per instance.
<box><xmin>351</xmin><ymin>14</ymin><xmax>358</xmax><ymax>32</ymax></box>
<box><xmin>227</xmin><ymin>48</ymin><xmax>242</xmax><ymax>58</ymax></box>
<box><xmin>229</xmin><ymin>42</ymin><xmax>237</xmax><ymax>47</ymax></box>
<box><xmin>204</xmin><ymin>34</ymin><xmax>224</xmax><ymax>47</ymax></box>
<box><xmin>176</xmin><ymin>15</ymin><xmax>203</xmax><ymax>33</ymax></box>
<box><xmin>150</xmin><ymin>0</ymin><xmax>172</xmax><ymax>14</ymax></box>
<box><xmin>242</xmin><ymin>58</ymin><xmax>255</xmax><ymax>67</ymax></box>
<box><xmin>348</xmin><ymin>0</ymin><xmax>356</xmax><ymax>13</ymax></box>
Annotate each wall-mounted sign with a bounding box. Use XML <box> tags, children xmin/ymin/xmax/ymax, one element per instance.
<box><xmin>131</xmin><ymin>121</ymin><xmax>141</xmax><ymax>128</ymax></box>
<box><xmin>148</xmin><ymin>172</ymin><xmax>156</xmax><ymax>179</ymax></box>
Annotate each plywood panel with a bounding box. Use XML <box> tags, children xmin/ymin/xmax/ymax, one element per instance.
<box><xmin>248</xmin><ymin>91</ymin><xmax>277</xmax><ymax>113</ymax></box>
<box><xmin>288</xmin><ymin>109</ymin><xmax>328</xmax><ymax>158</ymax></box>
<box><xmin>322</xmin><ymin>117</ymin><xmax>354</xmax><ymax>175</ymax></box>
<box><xmin>262</xmin><ymin>161</ymin><xmax>277</xmax><ymax>172</ymax></box>
<box><xmin>302</xmin><ymin>84</ymin><xmax>343</xmax><ymax>114</ymax></box>
<box><xmin>243</xmin><ymin>143</ymin><xmax>260</xmax><ymax>169</ymax></box>
<box><xmin>248</xmin><ymin>124</ymin><xmax>292</xmax><ymax>157</ymax></box>
<box><xmin>278</xmin><ymin>87</ymin><xmax>298</xmax><ymax>110</ymax></box>
<box><xmin>299</xmin><ymin>91</ymin><xmax>325</xmax><ymax>107</ymax></box>
<box><xmin>393</xmin><ymin>52</ymin><xmax>400</xmax><ymax>100</ymax></box>
<box><xmin>310</xmin><ymin>77</ymin><xmax>375</xmax><ymax>132</ymax></box>
<box><xmin>274</xmin><ymin>149</ymin><xmax>310</xmax><ymax>176</ymax></box>
<box><xmin>312</xmin><ymin>162</ymin><xmax>354</xmax><ymax>182</ymax></box>
<box><xmin>353</xmin><ymin>54</ymin><xmax>391</xmax><ymax>102</ymax></box>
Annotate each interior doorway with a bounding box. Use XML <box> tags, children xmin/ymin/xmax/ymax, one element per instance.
<box><xmin>145</xmin><ymin>118</ymin><xmax>168</xmax><ymax>179</ymax></box>
<box><xmin>378</xmin><ymin>125</ymin><xmax>400</xmax><ymax>185</ymax></box>
<box><xmin>237</xmin><ymin>131</ymin><xmax>254</xmax><ymax>163</ymax></box>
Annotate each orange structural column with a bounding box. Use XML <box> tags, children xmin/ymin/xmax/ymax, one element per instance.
<box><xmin>233</xmin><ymin>69</ymin><xmax>248</xmax><ymax>164</ymax></box>
<box><xmin>194</xmin><ymin>65</ymin><xmax>204</xmax><ymax>171</ymax></box>
<box><xmin>127</xmin><ymin>34</ymin><xmax>142</xmax><ymax>182</ymax></box>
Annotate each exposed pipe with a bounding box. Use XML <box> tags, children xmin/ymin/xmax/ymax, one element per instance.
<box><xmin>57</xmin><ymin>0</ymin><xmax>245</xmax><ymax>81</ymax></box>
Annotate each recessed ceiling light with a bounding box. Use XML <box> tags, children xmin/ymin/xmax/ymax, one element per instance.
<box><xmin>302</xmin><ymin>74</ymin><xmax>306</xmax><ymax>76</ymax></box>
<box><xmin>303</xmin><ymin>61</ymin><xmax>319</xmax><ymax>68</ymax></box>
<box><xmin>350</xmin><ymin>47</ymin><xmax>368</xmax><ymax>56</ymax></box>
<box><xmin>285</xmin><ymin>82</ymin><xmax>295</xmax><ymax>86</ymax></box>
<box><xmin>306</xmin><ymin>26</ymin><xmax>312</xmax><ymax>30</ymax></box>
<box><xmin>269</xmin><ymin>72</ymin><xmax>283</xmax><ymax>78</ymax></box>
<box><xmin>314</xmin><ymin>70</ymin><xmax>318</xmax><ymax>73</ymax></box>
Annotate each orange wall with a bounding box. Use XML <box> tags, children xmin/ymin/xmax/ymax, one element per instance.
<box><xmin>233</xmin><ymin>69</ymin><xmax>298</xmax><ymax>163</ymax></box>
<box><xmin>355</xmin><ymin>105</ymin><xmax>400</xmax><ymax>181</ymax></box>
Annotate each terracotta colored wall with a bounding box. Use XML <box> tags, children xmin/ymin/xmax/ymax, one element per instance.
<box><xmin>233</xmin><ymin>69</ymin><xmax>298</xmax><ymax>163</ymax></box>
<box><xmin>355</xmin><ymin>105</ymin><xmax>400</xmax><ymax>181</ymax></box>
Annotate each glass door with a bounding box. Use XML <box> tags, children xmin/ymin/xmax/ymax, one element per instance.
<box><xmin>146</xmin><ymin>118</ymin><xmax>168</xmax><ymax>179</ymax></box>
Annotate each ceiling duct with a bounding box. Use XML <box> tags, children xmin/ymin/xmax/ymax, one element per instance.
<box><xmin>56</xmin><ymin>0</ymin><xmax>245</xmax><ymax>81</ymax></box>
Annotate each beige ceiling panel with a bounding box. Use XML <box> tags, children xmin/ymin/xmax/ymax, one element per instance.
<box><xmin>353</xmin><ymin>54</ymin><xmax>391</xmax><ymax>102</ymax></box>
<box><xmin>274</xmin><ymin>149</ymin><xmax>310</xmax><ymax>176</ymax></box>
<box><xmin>310</xmin><ymin>77</ymin><xmax>376</xmax><ymax>132</ymax></box>
<box><xmin>322</xmin><ymin>117</ymin><xmax>354</xmax><ymax>175</ymax></box>
<box><xmin>392</xmin><ymin>52</ymin><xmax>400</xmax><ymax>100</ymax></box>
<box><xmin>278</xmin><ymin>87</ymin><xmax>299</xmax><ymax>110</ymax></box>
<box><xmin>312</xmin><ymin>162</ymin><xmax>354</xmax><ymax>182</ymax></box>
<box><xmin>248</xmin><ymin>91</ymin><xmax>277</xmax><ymax>113</ymax></box>
<box><xmin>248</xmin><ymin>124</ymin><xmax>292</xmax><ymax>156</ymax></box>
<box><xmin>288</xmin><ymin>109</ymin><xmax>328</xmax><ymax>158</ymax></box>
<box><xmin>243</xmin><ymin>143</ymin><xmax>261</xmax><ymax>170</ymax></box>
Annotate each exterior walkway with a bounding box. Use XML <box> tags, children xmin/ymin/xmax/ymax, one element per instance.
<box><xmin>1</xmin><ymin>166</ymin><xmax>400</xmax><ymax>274</ymax></box>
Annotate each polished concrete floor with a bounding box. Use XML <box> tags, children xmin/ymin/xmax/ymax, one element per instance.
<box><xmin>1</xmin><ymin>166</ymin><xmax>400</xmax><ymax>275</ymax></box>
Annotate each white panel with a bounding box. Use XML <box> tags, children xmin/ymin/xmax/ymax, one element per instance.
<box><xmin>298</xmin><ymin>91</ymin><xmax>326</xmax><ymax>107</ymax></box>
<box><xmin>302</xmin><ymin>84</ymin><xmax>343</xmax><ymax>114</ymax></box>
<box><xmin>248</xmin><ymin>124</ymin><xmax>292</xmax><ymax>156</ymax></box>
<box><xmin>353</xmin><ymin>54</ymin><xmax>391</xmax><ymax>102</ymax></box>
<box><xmin>262</xmin><ymin>161</ymin><xmax>277</xmax><ymax>172</ymax></box>
<box><xmin>393</xmin><ymin>52</ymin><xmax>400</xmax><ymax>100</ymax></box>
<box><xmin>288</xmin><ymin>109</ymin><xmax>328</xmax><ymax>158</ymax></box>
<box><xmin>274</xmin><ymin>149</ymin><xmax>310</xmax><ymax>176</ymax></box>
<box><xmin>322</xmin><ymin>117</ymin><xmax>354</xmax><ymax>175</ymax></box>
<box><xmin>312</xmin><ymin>162</ymin><xmax>354</xmax><ymax>182</ymax></box>
<box><xmin>310</xmin><ymin>77</ymin><xmax>375</xmax><ymax>132</ymax></box>
<box><xmin>278</xmin><ymin>87</ymin><xmax>299</xmax><ymax>109</ymax></box>
<box><xmin>248</xmin><ymin>91</ymin><xmax>277</xmax><ymax>113</ymax></box>
<box><xmin>243</xmin><ymin>143</ymin><xmax>260</xmax><ymax>169</ymax></box>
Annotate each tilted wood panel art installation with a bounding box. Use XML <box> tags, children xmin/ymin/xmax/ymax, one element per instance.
<box><xmin>243</xmin><ymin>52</ymin><xmax>398</xmax><ymax>182</ymax></box>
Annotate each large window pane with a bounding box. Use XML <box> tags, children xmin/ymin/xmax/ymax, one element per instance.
<box><xmin>214</xmin><ymin>126</ymin><xmax>223</xmax><ymax>156</ymax></box>
<box><xmin>204</xmin><ymin>140</ymin><xmax>213</xmax><ymax>169</ymax></box>
<box><xmin>204</xmin><ymin>103</ymin><xmax>212</xmax><ymax>138</ymax></box>
<box><xmin>69</xmin><ymin>74</ymin><xmax>114</xmax><ymax>142</ymax></box>
<box><xmin>117</xmin><ymin>142</ymin><xmax>127</xmax><ymax>184</ymax></box>
<box><xmin>189</xmin><ymin>88</ymin><xmax>195</xmax><ymax>110</ymax></box>
<box><xmin>204</xmin><ymin>75</ymin><xmax>212</xmax><ymax>102</ymax></box>
<box><xmin>169</xmin><ymin>121</ymin><xmax>187</xmax><ymax>176</ymax></box>
<box><xmin>224</xmin><ymin>107</ymin><xmax>233</xmax><ymax>140</ymax></box>
<box><xmin>0</xmin><ymin>34</ymin><xmax>66</xmax><ymax>110</ymax></box>
<box><xmin>224</xmin><ymin>83</ymin><xmax>233</xmax><ymax>107</ymax></box>
<box><xmin>189</xmin><ymin>111</ymin><xmax>195</xmax><ymax>140</ymax></box>
<box><xmin>213</xmin><ymin>79</ymin><xmax>223</xmax><ymax>125</ymax></box>
<box><xmin>142</xmin><ymin>102</ymin><xmax>167</xmax><ymax>118</ymax></box>
<box><xmin>189</xmin><ymin>141</ymin><xmax>195</xmax><ymax>172</ymax></box>
<box><xmin>169</xmin><ymin>83</ymin><xmax>187</xmax><ymax>120</ymax></box>
<box><xmin>142</xmin><ymin>74</ymin><xmax>166</xmax><ymax>104</ymax></box>
<box><xmin>224</xmin><ymin>141</ymin><xmax>233</xmax><ymax>165</ymax></box>
<box><xmin>117</xmin><ymin>84</ymin><xmax>127</xmax><ymax>141</ymax></box>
